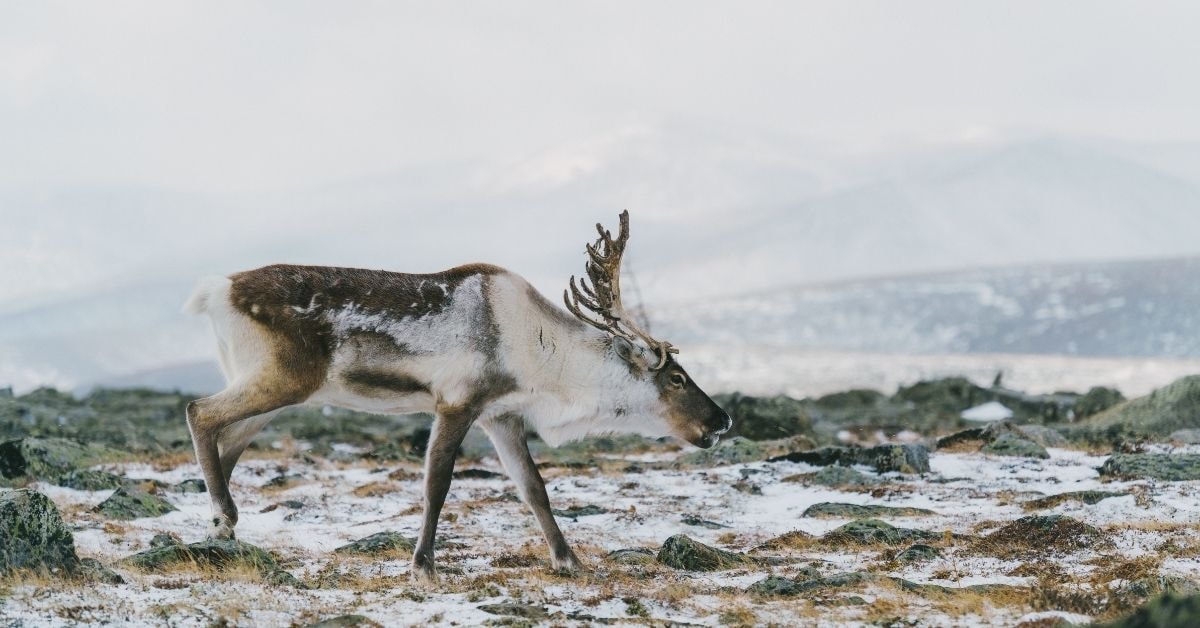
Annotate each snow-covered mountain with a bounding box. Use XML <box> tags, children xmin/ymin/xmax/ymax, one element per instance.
<box><xmin>657</xmin><ymin>256</ymin><xmax>1200</xmax><ymax>358</ymax></box>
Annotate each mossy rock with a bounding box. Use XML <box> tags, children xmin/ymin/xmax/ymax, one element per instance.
<box><xmin>304</xmin><ymin>615</ymin><xmax>382</xmax><ymax>628</ymax></box>
<box><xmin>1074</xmin><ymin>386</ymin><xmax>1125</xmax><ymax>419</ymax></box>
<box><xmin>1023</xmin><ymin>490</ymin><xmax>1128</xmax><ymax>511</ymax></box>
<box><xmin>607</xmin><ymin>548</ymin><xmax>656</xmax><ymax>565</ymax></box>
<box><xmin>713</xmin><ymin>393</ymin><xmax>814</xmax><ymax>441</ymax></box>
<box><xmin>748</xmin><ymin>571</ymin><xmax>941</xmax><ymax>598</ymax></box>
<box><xmin>0</xmin><ymin>437</ymin><xmax>115</xmax><ymax>481</ymax></box>
<box><xmin>1100</xmin><ymin>454</ymin><xmax>1200</xmax><ymax>481</ymax></box>
<box><xmin>895</xmin><ymin>544</ymin><xmax>941</xmax><ymax>563</ymax></box>
<box><xmin>552</xmin><ymin>505</ymin><xmax>607</xmax><ymax>519</ymax></box>
<box><xmin>802</xmin><ymin>503</ymin><xmax>935</xmax><ymax>518</ymax></box>
<box><xmin>813</xmin><ymin>389</ymin><xmax>887</xmax><ymax>411</ymax></box>
<box><xmin>971</xmin><ymin>515</ymin><xmax>1107</xmax><ymax>559</ymax></box>
<box><xmin>334</xmin><ymin>531</ymin><xmax>415</xmax><ymax>556</ymax></box>
<box><xmin>1083</xmin><ymin>376</ymin><xmax>1200</xmax><ymax>439</ymax></box>
<box><xmin>477</xmin><ymin>603</ymin><xmax>549</xmax><ymax>620</ymax></box>
<box><xmin>770</xmin><ymin>444</ymin><xmax>929</xmax><ymax>474</ymax></box>
<box><xmin>56</xmin><ymin>469</ymin><xmax>127</xmax><ymax>491</ymax></box>
<box><xmin>94</xmin><ymin>486</ymin><xmax>176</xmax><ymax>520</ymax></box>
<box><xmin>0</xmin><ymin>488</ymin><xmax>80</xmax><ymax>576</ymax></box>
<box><xmin>784</xmin><ymin>465</ymin><xmax>878</xmax><ymax>487</ymax></box>
<box><xmin>821</xmin><ymin>519</ymin><xmax>940</xmax><ymax>546</ymax></box>
<box><xmin>1098</xmin><ymin>593</ymin><xmax>1200</xmax><ymax>628</ymax></box>
<box><xmin>981</xmin><ymin>433</ymin><xmax>1049</xmax><ymax>459</ymax></box>
<box><xmin>675</xmin><ymin>437</ymin><xmax>765</xmax><ymax>467</ymax></box>
<box><xmin>656</xmin><ymin>534</ymin><xmax>754</xmax><ymax>571</ymax></box>
<box><xmin>170</xmin><ymin>478</ymin><xmax>207</xmax><ymax>493</ymax></box>
<box><xmin>121</xmin><ymin>537</ymin><xmax>299</xmax><ymax>586</ymax></box>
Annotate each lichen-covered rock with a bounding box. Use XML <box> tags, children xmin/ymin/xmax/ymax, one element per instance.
<box><xmin>1100</xmin><ymin>454</ymin><xmax>1200</xmax><ymax>481</ymax></box>
<box><xmin>1074</xmin><ymin>386</ymin><xmax>1125</xmax><ymax>419</ymax></box>
<box><xmin>783</xmin><ymin>465</ymin><xmax>878</xmax><ymax>487</ymax></box>
<box><xmin>770</xmin><ymin>443</ymin><xmax>929</xmax><ymax>474</ymax></box>
<box><xmin>895</xmin><ymin>544</ymin><xmax>941</xmax><ymax>563</ymax></box>
<box><xmin>1016</xmin><ymin>424</ymin><xmax>1068</xmax><ymax>448</ymax></box>
<box><xmin>1099</xmin><ymin>593</ymin><xmax>1200</xmax><ymax>628</ymax></box>
<box><xmin>304</xmin><ymin>615</ymin><xmax>382</xmax><ymax>628</ymax></box>
<box><xmin>1083</xmin><ymin>375</ymin><xmax>1200</xmax><ymax>439</ymax></box>
<box><xmin>821</xmin><ymin>519</ymin><xmax>940</xmax><ymax>546</ymax></box>
<box><xmin>0</xmin><ymin>488</ymin><xmax>80</xmax><ymax>576</ymax></box>
<box><xmin>681</xmin><ymin>515</ymin><xmax>729</xmax><ymax>529</ymax></box>
<box><xmin>170</xmin><ymin>478</ymin><xmax>207</xmax><ymax>493</ymax></box>
<box><xmin>552</xmin><ymin>505</ymin><xmax>607</xmax><ymax>519</ymax></box>
<box><xmin>56</xmin><ymin>469</ymin><xmax>127</xmax><ymax>491</ymax></box>
<box><xmin>656</xmin><ymin>534</ymin><xmax>754</xmax><ymax>571</ymax></box>
<box><xmin>334</xmin><ymin>531</ymin><xmax>416</xmax><ymax>556</ymax></box>
<box><xmin>0</xmin><ymin>437</ymin><xmax>111</xmax><ymax>481</ymax></box>
<box><xmin>121</xmin><ymin>537</ymin><xmax>299</xmax><ymax>586</ymax></box>
<box><xmin>675</xmin><ymin>436</ymin><xmax>765</xmax><ymax>467</ymax></box>
<box><xmin>713</xmin><ymin>393</ymin><xmax>814</xmax><ymax>441</ymax></box>
<box><xmin>981</xmin><ymin>433</ymin><xmax>1050</xmax><ymax>458</ymax></box>
<box><xmin>94</xmin><ymin>486</ymin><xmax>177</xmax><ymax>520</ymax></box>
<box><xmin>477</xmin><ymin>603</ymin><xmax>549</xmax><ymax>619</ymax></box>
<box><xmin>1023</xmin><ymin>490</ymin><xmax>1129</xmax><ymax>511</ymax></box>
<box><xmin>748</xmin><ymin>571</ymin><xmax>932</xmax><ymax>598</ymax></box>
<box><xmin>802</xmin><ymin>503</ymin><xmax>936</xmax><ymax>518</ymax></box>
<box><xmin>607</xmin><ymin>548</ymin><xmax>656</xmax><ymax>565</ymax></box>
<box><xmin>971</xmin><ymin>515</ymin><xmax>1106</xmax><ymax>558</ymax></box>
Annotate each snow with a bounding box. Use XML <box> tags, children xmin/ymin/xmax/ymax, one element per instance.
<box><xmin>961</xmin><ymin>401</ymin><xmax>1014</xmax><ymax>422</ymax></box>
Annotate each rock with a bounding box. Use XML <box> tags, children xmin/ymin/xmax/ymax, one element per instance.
<box><xmin>305</xmin><ymin>615</ymin><xmax>382</xmax><ymax>628</ymax></box>
<box><xmin>1083</xmin><ymin>376</ymin><xmax>1200</xmax><ymax>439</ymax></box>
<box><xmin>607</xmin><ymin>548</ymin><xmax>656</xmax><ymax>565</ymax></box>
<box><xmin>783</xmin><ymin>465</ymin><xmax>878</xmax><ymax>487</ymax></box>
<box><xmin>656</xmin><ymin>534</ymin><xmax>754</xmax><ymax>571</ymax></box>
<box><xmin>895</xmin><ymin>377</ymin><xmax>1076</xmax><ymax>424</ymax></box>
<box><xmin>94</xmin><ymin>486</ymin><xmax>176</xmax><ymax>520</ymax></box>
<box><xmin>170</xmin><ymin>478</ymin><xmax>207</xmax><ymax>493</ymax></box>
<box><xmin>150</xmin><ymin>532</ymin><xmax>183</xmax><ymax>548</ymax></box>
<box><xmin>713</xmin><ymin>393</ymin><xmax>814</xmax><ymax>441</ymax></box>
<box><xmin>121</xmin><ymin>537</ymin><xmax>299</xmax><ymax>586</ymax></box>
<box><xmin>895</xmin><ymin>544</ymin><xmax>941</xmax><ymax>563</ymax></box>
<box><xmin>78</xmin><ymin>557</ymin><xmax>124</xmax><ymax>584</ymax></box>
<box><xmin>453</xmin><ymin>468</ymin><xmax>503</xmax><ymax>479</ymax></box>
<box><xmin>263</xmin><ymin>473</ymin><xmax>305</xmax><ymax>489</ymax></box>
<box><xmin>57</xmin><ymin>469</ymin><xmax>126</xmax><ymax>491</ymax></box>
<box><xmin>1023</xmin><ymin>490</ymin><xmax>1129</xmax><ymax>511</ymax></box>
<box><xmin>1074</xmin><ymin>386</ymin><xmax>1125</xmax><ymax>419</ymax></box>
<box><xmin>0</xmin><ymin>488</ymin><xmax>80</xmax><ymax>576</ymax></box>
<box><xmin>334</xmin><ymin>531</ymin><xmax>415</xmax><ymax>556</ymax></box>
<box><xmin>769</xmin><ymin>443</ymin><xmax>929</xmax><ymax>474</ymax></box>
<box><xmin>552</xmin><ymin>505</ymin><xmax>608</xmax><ymax>519</ymax></box>
<box><xmin>1099</xmin><ymin>593</ymin><xmax>1200</xmax><ymax>628</ymax></box>
<box><xmin>1100</xmin><ymin>454</ymin><xmax>1200</xmax><ymax>481</ymax></box>
<box><xmin>0</xmin><ymin>437</ymin><xmax>111</xmax><ymax>481</ymax></box>
<box><xmin>675</xmin><ymin>436</ymin><xmax>765</xmax><ymax>467</ymax></box>
<box><xmin>1170</xmin><ymin>429</ymin><xmax>1200</xmax><ymax>444</ymax></box>
<box><xmin>813</xmin><ymin>389</ymin><xmax>887</xmax><ymax>411</ymax></box>
<box><xmin>981</xmin><ymin>433</ymin><xmax>1050</xmax><ymax>459</ymax></box>
<box><xmin>971</xmin><ymin>515</ymin><xmax>1106</xmax><ymax>559</ymax></box>
<box><xmin>477</xmin><ymin>603</ymin><xmax>548</xmax><ymax>619</ymax></box>
<box><xmin>748</xmin><ymin>571</ymin><xmax>922</xmax><ymax>598</ymax></box>
<box><xmin>822</xmin><ymin>519</ymin><xmax>940</xmax><ymax>546</ymax></box>
<box><xmin>1017</xmin><ymin>424</ymin><xmax>1068</xmax><ymax>448</ymax></box>
<box><xmin>802</xmin><ymin>503</ymin><xmax>936</xmax><ymax>518</ymax></box>
<box><xmin>681</xmin><ymin>515</ymin><xmax>729</xmax><ymax>529</ymax></box>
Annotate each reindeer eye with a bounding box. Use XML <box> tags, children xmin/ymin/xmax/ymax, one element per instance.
<box><xmin>669</xmin><ymin>372</ymin><xmax>687</xmax><ymax>387</ymax></box>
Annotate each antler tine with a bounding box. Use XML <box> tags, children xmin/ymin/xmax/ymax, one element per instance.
<box><xmin>562</xmin><ymin>210</ymin><xmax>678</xmax><ymax>369</ymax></box>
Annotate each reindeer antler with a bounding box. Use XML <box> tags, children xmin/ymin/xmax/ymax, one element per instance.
<box><xmin>564</xmin><ymin>210</ymin><xmax>678</xmax><ymax>369</ymax></box>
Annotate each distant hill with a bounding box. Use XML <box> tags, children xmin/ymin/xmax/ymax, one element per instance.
<box><xmin>656</xmin><ymin>257</ymin><xmax>1200</xmax><ymax>358</ymax></box>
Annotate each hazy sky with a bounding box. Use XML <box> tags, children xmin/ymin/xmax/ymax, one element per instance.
<box><xmin>4</xmin><ymin>2</ymin><xmax>1200</xmax><ymax>309</ymax></box>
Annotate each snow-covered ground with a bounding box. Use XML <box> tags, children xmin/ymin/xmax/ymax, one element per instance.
<box><xmin>4</xmin><ymin>442</ymin><xmax>1199</xmax><ymax>626</ymax></box>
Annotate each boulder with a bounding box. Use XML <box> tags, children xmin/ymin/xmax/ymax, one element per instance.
<box><xmin>0</xmin><ymin>488</ymin><xmax>79</xmax><ymax>576</ymax></box>
<box><xmin>0</xmin><ymin>437</ymin><xmax>111</xmax><ymax>481</ymax></box>
<box><xmin>895</xmin><ymin>544</ymin><xmax>941</xmax><ymax>563</ymax></box>
<box><xmin>713</xmin><ymin>393</ymin><xmax>814</xmax><ymax>441</ymax></box>
<box><xmin>94</xmin><ymin>486</ymin><xmax>177</xmax><ymax>520</ymax></box>
<box><xmin>170</xmin><ymin>478</ymin><xmax>207</xmax><ymax>493</ymax></box>
<box><xmin>121</xmin><ymin>536</ymin><xmax>299</xmax><ymax>586</ymax></box>
<box><xmin>821</xmin><ymin>519</ymin><xmax>939</xmax><ymax>546</ymax></box>
<box><xmin>675</xmin><ymin>437</ymin><xmax>765</xmax><ymax>467</ymax></box>
<box><xmin>1082</xmin><ymin>376</ymin><xmax>1200</xmax><ymax>439</ymax></box>
<box><xmin>57</xmin><ymin>469</ymin><xmax>126</xmax><ymax>491</ymax></box>
<box><xmin>938</xmin><ymin>421</ymin><xmax>1048</xmax><ymax>458</ymax></box>
<box><xmin>1100</xmin><ymin>454</ymin><xmax>1200</xmax><ymax>481</ymax></box>
<box><xmin>783</xmin><ymin>465</ymin><xmax>878</xmax><ymax>487</ymax></box>
<box><xmin>334</xmin><ymin>531</ymin><xmax>415</xmax><ymax>556</ymax></box>
<box><xmin>981</xmin><ymin>433</ymin><xmax>1049</xmax><ymax>459</ymax></box>
<box><xmin>802</xmin><ymin>503</ymin><xmax>936</xmax><ymax>518</ymax></box>
<box><xmin>656</xmin><ymin>534</ymin><xmax>754</xmax><ymax>571</ymax></box>
<box><xmin>769</xmin><ymin>443</ymin><xmax>929</xmax><ymax>474</ymax></box>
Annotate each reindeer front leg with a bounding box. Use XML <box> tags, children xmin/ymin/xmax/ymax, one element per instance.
<box><xmin>481</xmin><ymin>414</ymin><xmax>584</xmax><ymax>574</ymax></box>
<box><xmin>411</xmin><ymin>409</ymin><xmax>475</xmax><ymax>584</ymax></box>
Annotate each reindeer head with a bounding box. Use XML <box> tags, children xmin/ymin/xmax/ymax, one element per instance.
<box><xmin>564</xmin><ymin>211</ymin><xmax>732</xmax><ymax>448</ymax></box>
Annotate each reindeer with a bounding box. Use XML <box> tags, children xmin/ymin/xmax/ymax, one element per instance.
<box><xmin>182</xmin><ymin>211</ymin><xmax>732</xmax><ymax>582</ymax></box>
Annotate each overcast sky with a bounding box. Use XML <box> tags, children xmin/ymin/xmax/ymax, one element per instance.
<box><xmin>4</xmin><ymin>1</ymin><xmax>1200</xmax><ymax>309</ymax></box>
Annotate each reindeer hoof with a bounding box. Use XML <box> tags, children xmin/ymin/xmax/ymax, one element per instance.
<box><xmin>208</xmin><ymin>515</ymin><xmax>236</xmax><ymax>540</ymax></box>
<box><xmin>552</xmin><ymin>551</ymin><xmax>586</xmax><ymax>576</ymax></box>
<box><xmin>410</xmin><ymin>557</ymin><xmax>438</xmax><ymax>585</ymax></box>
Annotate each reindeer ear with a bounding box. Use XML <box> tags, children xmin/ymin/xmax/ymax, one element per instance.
<box><xmin>611</xmin><ymin>336</ymin><xmax>639</xmax><ymax>365</ymax></box>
